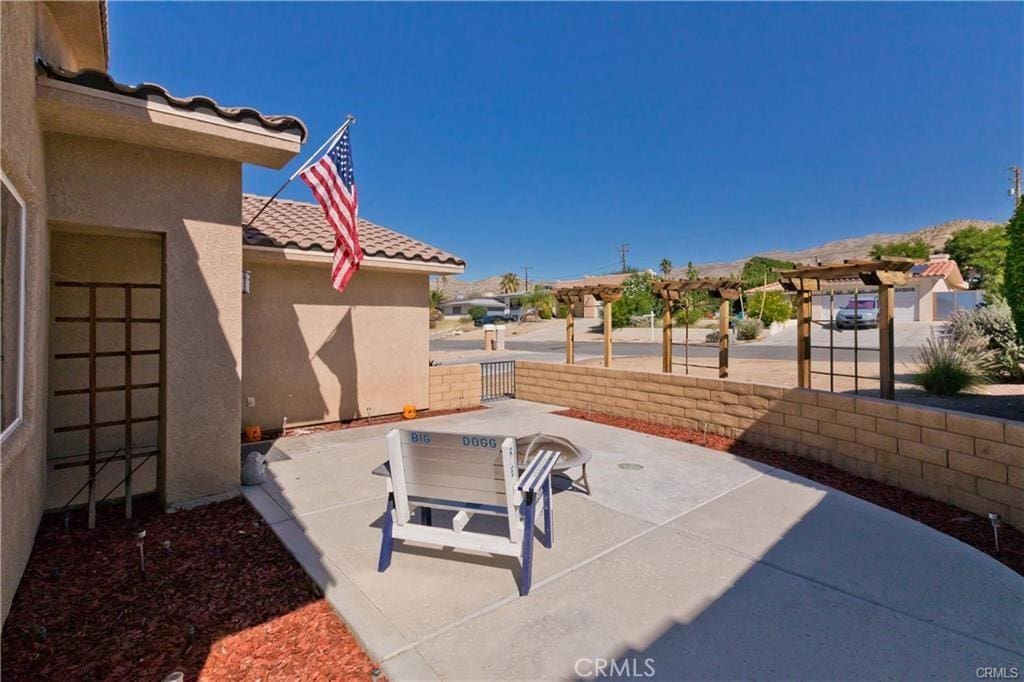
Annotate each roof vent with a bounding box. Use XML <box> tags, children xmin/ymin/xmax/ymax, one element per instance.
<box><xmin>929</xmin><ymin>253</ymin><xmax>950</xmax><ymax>262</ymax></box>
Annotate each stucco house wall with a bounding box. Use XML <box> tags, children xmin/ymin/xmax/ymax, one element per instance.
<box><xmin>1</xmin><ymin>0</ymin><xmax>56</xmax><ymax>622</ymax></box>
<box><xmin>44</xmin><ymin>134</ymin><xmax>245</xmax><ymax>504</ymax></box>
<box><xmin>241</xmin><ymin>260</ymin><xmax>430</xmax><ymax>430</ymax></box>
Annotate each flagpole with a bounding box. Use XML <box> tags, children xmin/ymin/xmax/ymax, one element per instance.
<box><xmin>243</xmin><ymin>114</ymin><xmax>356</xmax><ymax>230</ymax></box>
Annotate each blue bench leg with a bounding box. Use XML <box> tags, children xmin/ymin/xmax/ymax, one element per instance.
<box><xmin>422</xmin><ymin>506</ymin><xmax>432</xmax><ymax>526</ymax></box>
<box><xmin>520</xmin><ymin>492</ymin><xmax>536</xmax><ymax>596</ymax></box>
<box><xmin>543</xmin><ymin>477</ymin><xmax>553</xmax><ymax>548</ymax></box>
<box><xmin>378</xmin><ymin>493</ymin><xmax>395</xmax><ymax>572</ymax></box>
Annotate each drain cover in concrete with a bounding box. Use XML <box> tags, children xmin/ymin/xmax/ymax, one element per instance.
<box><xmin>617</xmin><ymin>462</ymin><xmax>644</xmax><ymax>471</ymax></box>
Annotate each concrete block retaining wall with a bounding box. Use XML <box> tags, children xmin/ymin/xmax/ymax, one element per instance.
<box><xmin>515</xmin><ymin>360</ymin><xmax>1024</xmax><ymax>529</ymax></box>
<box><xmin>429</xmin><ymin>364</ymin><xmax>482</xmax><ymax>411</ymax></box>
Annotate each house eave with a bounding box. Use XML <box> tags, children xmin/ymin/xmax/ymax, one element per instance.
<box><xmin>37</xmin><ymin>77</ymin><xmax>303</xmax><ymax>168</ymax></box>
<box><xmin>242</xmin><ymin>244</ymin><xmax>466</xmax><ymax>275</ymax></box>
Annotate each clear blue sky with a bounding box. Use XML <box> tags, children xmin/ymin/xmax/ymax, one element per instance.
<box><xmin>108</xmin><ymin>2</ymin><xmax>1022</xmax><ymax>280</ymax></box>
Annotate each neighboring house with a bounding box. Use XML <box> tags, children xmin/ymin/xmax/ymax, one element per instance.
<box><xmin>440</xmin><ymin>297</ymin><xmax>508</xmax><ymax>318</ymax></box>
<box><xmin>747</xmin><ymin>255</ymin><xmax>974</xmax><ymax>322</ymax></box>
<box><xmin>241</xmin><ymin>195</ymin><xmax>464</xmax><ymax>430</ymax></box>
<box><xmin>0</xmin><ymin>0</ymin><xmax>463</xmax><ymax>622</ymax></box>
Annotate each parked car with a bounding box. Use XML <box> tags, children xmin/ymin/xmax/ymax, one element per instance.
<box><xmin>834</xmin><ymin>298</ymin><xmax>879</xmax><ymax>329</ymax></box>
<box><xmin>474</xmin><ymin>314</ymin><xmax>509</xmax><ymax>327</ymax></box>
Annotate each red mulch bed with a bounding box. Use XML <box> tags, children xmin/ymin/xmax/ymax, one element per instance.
<box><xmin>249</xmin><ymin>406</ymin><xmax>486</xmax><ymax>442</ymax></box>
<box><xmin>1</xmin><ymin>497</ymin><xmax>380</xmax><ymax>681</ymax></box>
<box><xmin>555</xmin><ymin>409</ymin><xmax>1024</xmax><ymax>576</ymax></box>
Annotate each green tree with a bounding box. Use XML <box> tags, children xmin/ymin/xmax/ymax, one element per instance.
<box><xmin>659</xmin><ymin>258</ymin><xmax>673</xmax><ymax>278</ymax></box>
<box><xmin>869</xmin><ymin>238</ymin><xmax>930</xmax><ymax>259</ymax></box>
<box><xmin>499</xmin><ymin>272</ymin><xmax>521</xmax><ymax>294</ymax></box>
<box><xmin>744</xmin><ymin>291</ymin><xmax>794</xmax><ymax>325</ymax></box>
<box><xmin>676</xmin><ymin>261</ymin><xmax>712</xmax><ymax>321</ymax></box>
<box><xmin>944</xmin><ymin>224</ymin><xmax>1009</xmax><ymax>296</ymax></box>
<box><xmin>739</xmin><ymin>256</ymin><xmax>795</xmax><ymax>290</ymax></box>
<box><xmin>610</xmin><ymin>272</ymin><xmax>657</xmax><ymax>328</ymax></box>
<box><xmin>1005</xmin><ymin>199</ymin><xmax>1024</xmax><ymax>344</ymax></box>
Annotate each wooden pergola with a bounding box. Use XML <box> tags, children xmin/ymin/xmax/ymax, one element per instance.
<box><xmin>778</xmin><ymin>258</ymin><xmax>919</xmax><ymax>400</ymax></box>
<box><xmin>652</xmin><ymin>279</ymin><xmax>743</xmax><ymax>377</ymax></box>
<box><xmin>554</xmin><ymin>285</ymin><xmax>623</xmax><ymax>367</ymax></box>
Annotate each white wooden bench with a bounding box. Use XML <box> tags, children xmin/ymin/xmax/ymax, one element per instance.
<box><xmin>377</xmin><ymin>428</ymin><xmax>560</xmax><ymax>595</ymax></box>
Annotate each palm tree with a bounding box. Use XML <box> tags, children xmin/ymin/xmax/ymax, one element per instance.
<box><xmin>499</xmin><ymin>272</ymin><xmax>521</xmax><ymax>293</ymax></box>
<box><xmin>659</xmin><ymin>258</ymin><xmax>673</xmax><ymax>278</ymax></box>
<box><xmin>518</xmin><ymin>285</ymin><xmax>556</xmax><ymax>319</ymax></box>
<box><xmin>429</xmin><ymin>288</ymin><xmax>449</xmax><ymax>313</ymax></box>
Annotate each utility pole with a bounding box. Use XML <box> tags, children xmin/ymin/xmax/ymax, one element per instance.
<box><xmin>618</xmin><ymin>243</ymin><xmax>630</xmax><ymax>273</ymax></box>
<box><xmin>521</xmin><ymin>266</ymin><xmax>530</xmax><ymax>291</ymax></box>
<box><xmin>1011</xmin><ymin>166</ymin><xmax>1022</xmax><ymax>205</ymax></box>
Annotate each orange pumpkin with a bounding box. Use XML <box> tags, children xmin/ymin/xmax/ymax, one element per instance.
<box><xmin>244</xmin><ymin>424</ymin><xmax>263</xmax><ymax>442</ymax></box>
<box><xmin>402</xmin><ymin>404</ymin><xmax>417</xmax><ymax>420</ymax></box>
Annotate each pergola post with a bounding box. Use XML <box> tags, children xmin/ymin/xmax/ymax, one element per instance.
<box><xmin>718</xmin><ymin>299</ymin><xmax>730</xmax><ymax>378</ymax></box>
<box><xmin>565</xmin><ymin>311</ymin><xmax>575</xmax><ymax>365</ymax></box>
<box><xmin>662</xmin><ymin>305</ymin><xmax>672</xmax><ymax>373</ymax></box>
<box><xmin>877</xmin><ymin>283</ymin><xmax>895</xmax><ymax>400</ymax></box>
<box><xmin>796</xmin><ymin>290</ymin><xmax>812</xmax><ymax>388</ymax></box>
<box><xmin>603</xmin><ymin>298</ymin><xmax>613</xmax><ymax>367</ymax></box>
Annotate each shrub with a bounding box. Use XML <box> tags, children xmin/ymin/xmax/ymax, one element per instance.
<box><xmin>537</xmin><ymin>301</ymin><xmax>553</xmax><ymax>319</ymax></box>
<box><xmin>467</xmin><ymin>305</ymin><xmax>487</xmax><ymax>321</ymax></box>
<box><xmin>735</xmin><ymin>317</ymin><xmax>764</xmax><ymax>340</ymax></box>
<box><xmin>946</xmin><ymin>301</ymin><xmax>1024</xmax><ymax>379</ymax></box>
<box><xmin>744</xmin><ymin>291</ymin><xmax>793</xmax><ymax>325</ymax></box>
<box><xmin>913</xmin><ymin>336</ymin><xmax>997</xmax><ymax>395</ymax></box>
<box><xmin>556</xmin><ymin>303</ymin><xmax>570</xmax><ymax>319</ymax></box>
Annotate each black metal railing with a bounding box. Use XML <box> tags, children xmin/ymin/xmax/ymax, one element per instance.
<box><xmin>481</xmin><ymin>361</ymin><xmax>515</xmax><ymax>402</ymax></box>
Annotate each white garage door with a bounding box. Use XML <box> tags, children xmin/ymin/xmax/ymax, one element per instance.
<box><xmin>894</xmin><ymin>288</ymin><xmax>917</xmax><ymax>322</ymax></box>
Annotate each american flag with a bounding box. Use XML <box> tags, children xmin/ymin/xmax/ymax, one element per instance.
<box><xmin>299</xmin><ymin>128</ymin><xmax>362</xmax><ymax>292</ymax></box>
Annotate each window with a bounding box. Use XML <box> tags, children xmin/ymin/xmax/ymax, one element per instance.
<box><xmin>1</xmin><ymin>171</ymin><xmax>26</xmax><ymax>440</ymax></box>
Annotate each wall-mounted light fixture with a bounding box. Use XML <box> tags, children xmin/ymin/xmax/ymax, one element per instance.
<box><xmin>243</xmin><ymin>270</ymin><xmax>251</xmax><ymax>294</ymax></box>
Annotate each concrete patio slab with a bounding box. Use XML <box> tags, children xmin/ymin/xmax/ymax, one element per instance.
<box><xmin>670</xmin><ymin>468</ymin><xmax>1024</xmax><ymax>653</ymax></box>
<box><xmin>243</xmin><ymin>399</ymin><xmax>1024</xmax><ymax>680</ymax></box>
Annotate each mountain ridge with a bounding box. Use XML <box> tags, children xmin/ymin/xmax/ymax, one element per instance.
<box><xmin>434</xmin><ymin>218</ymin><xmax>1001</xmax><ymax>298</ymax></box>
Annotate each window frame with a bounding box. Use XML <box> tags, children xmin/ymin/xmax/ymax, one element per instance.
<box><xmin>1</xmin><ymin>169</ymin><xmax>27</xmax><ymax>443</ymax></box>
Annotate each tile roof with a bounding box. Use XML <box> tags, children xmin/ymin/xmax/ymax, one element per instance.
<box><xmin>36</xmin><ymin>60</ymin><xmax>307</xmax><ymax>141</ymax></box>
<box><xmin>911</xmin><ymin>260</ymin><xmax>958</xmax><ymax>278</ymax></box>
<box><xmin>242</xmin><ymin>194</ymin><xmax>465</xmax><ymax>267</ymax></box>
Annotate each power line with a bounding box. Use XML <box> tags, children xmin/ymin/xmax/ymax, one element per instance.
<box><xmin>521</xmin><ymin>265</ymin><xmax>530</xmax><ymax>291</ymax></box>
<box><xmin>618</xmin><ymin>243</ymin><xmax>630</xmax><ymax>273</ymax></box>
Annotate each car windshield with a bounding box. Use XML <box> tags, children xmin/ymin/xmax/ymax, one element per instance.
<box><xmin>844</xmin><ymin>300</ymin><xmax>876</xmax><ymax>309</ymax></box>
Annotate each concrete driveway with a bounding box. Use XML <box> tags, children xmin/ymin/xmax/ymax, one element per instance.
<box><xmin>243</xmin><ymin>400</ymin><xmax>1022</xmax><ymax>680</ymax></box>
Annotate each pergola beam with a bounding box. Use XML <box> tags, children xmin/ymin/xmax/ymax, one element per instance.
<box><xmin>654</xmin><ymin>278</ymin><xmax>744</xmax><ymax>377</ymax></box>
<box><xmin>779</xmin><ymin>258</ymin><xmax>921</xmax><ymax>400</ymax></box>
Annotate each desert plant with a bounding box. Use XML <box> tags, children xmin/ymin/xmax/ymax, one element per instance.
<box><xmin>744</xmin><ymin>291</ymin><xmax>793</xmax><ymax>325</ymax></box>
<box><xmin>659</xmin><ymin>258</ymin><xmax>673</xmax><ymax>278</ymax></box>
<box><xmin>735</xmin><ymin>317</ymin><xmax>765</xmax><ymax>340</ymax></box>
<box><xmin>467</xmin><ymin>305</ymin><xmax>487</xmax><ymax>322</ymax></box>
<box><xmin>913</xmin><ymin>336</ymin><xmax>998</xmax><ymax>395</ymax></box>
<box><xmin>945</xmin><ymin>301</ymin><xmax>1024</xmax><ymax>379</ymax></box>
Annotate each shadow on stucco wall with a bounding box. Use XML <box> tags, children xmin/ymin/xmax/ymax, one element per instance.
<box><xmin>316</xmin><ymin>310</ymin><xmax>360</xmax><ymax>420</ymax></box>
